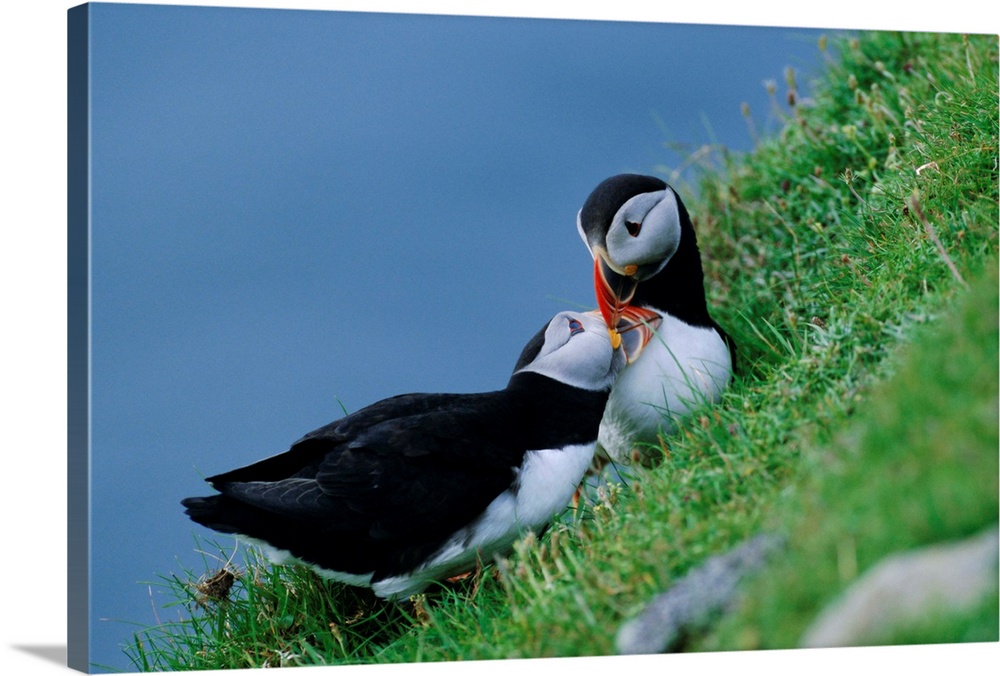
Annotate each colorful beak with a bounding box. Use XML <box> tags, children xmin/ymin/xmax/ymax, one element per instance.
<box><xmin>615</xmin><ymin>306</ymin><xmax>662</xmax><ymax>363</ymax></box>
<box><xmin>586</xmin><ymin>306</ymin><xmax>661</xmax><ymax>364</ymax></box>
<box><xmin>594</xmin><ymin>256</ymin><xmax>639</xmax><ymax>330</ymax></box>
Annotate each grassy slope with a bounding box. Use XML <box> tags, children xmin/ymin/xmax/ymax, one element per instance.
<box><xmin>701</xmin><ymin>254</ymin><xmax>998</xmax><ymax>651</ymax></box>
<box><xmin>127</xmin><ymin>30</ymin><xmax>998</xmax><ymax>670</ymax></box>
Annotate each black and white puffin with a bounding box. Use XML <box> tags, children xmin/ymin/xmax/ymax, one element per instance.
<box><xmin>182</xmin><ymin>308</ymin><xmax>659</xmax><ymax>600</ymax></box>
<box><xmin>576</xmin><ymin>173</ymin><xmax>734</xmax><ymax>466</ymax></box>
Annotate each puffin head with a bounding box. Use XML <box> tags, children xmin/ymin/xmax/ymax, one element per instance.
<box><xmin>511</xmin><ymin>308</ymin><xmax>661</xmax><ymax>391</ymax></box>
<box><xmin>576</xmin><ymin>174</ymin><xmax>684</xmax><ymax>330</ymax></box>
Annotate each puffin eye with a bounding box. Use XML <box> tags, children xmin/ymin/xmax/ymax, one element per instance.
<box><xmin>625</xmin><ymin>220</ymin><xmax>642</xmax><ymax>237</ymax></box>
<box><xmin>567</xmin><ymin>318</ymin><xmax>585</xmax><ymax>335</ymax></box>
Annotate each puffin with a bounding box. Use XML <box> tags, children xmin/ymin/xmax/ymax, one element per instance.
<box><xmin>576</xmin><ymin>173</ymin><xmax>734</xmax><ymax>466</ymax></box>
<box><xmin>182</xmin><ymin>308</ymin><xmax>659</xmax><ymax>600</ymax></box>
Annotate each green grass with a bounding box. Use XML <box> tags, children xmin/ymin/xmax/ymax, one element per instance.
<box><xmin>697</xmin><ymin>257</ymin><xmax>998</xmax><ymax>652</ymax></box>
<box><xmin>127</xmin><ymin>543</ymin><xmax>420</xmax><ymax>670</ymax></box>
<box><xmin>127</xmin><ymin>30</ymin><xmax>999</xmax><ymax>669</ymax></box>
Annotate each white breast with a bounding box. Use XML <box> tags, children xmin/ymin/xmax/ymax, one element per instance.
<box><xmin>598</xmin><ymin>312</ymin><xmax>732</xmax><ymax>464</ymax></box>
<box><xmin>373</xmin><ymin>442</ymin><xmax>595</xmax><ymax>599</ymax></box>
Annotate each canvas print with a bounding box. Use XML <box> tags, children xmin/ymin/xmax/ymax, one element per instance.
<box><xmin>67</xmin><ymin>2</ymin><xmax>999</xmax><ymax>673</ymax></box>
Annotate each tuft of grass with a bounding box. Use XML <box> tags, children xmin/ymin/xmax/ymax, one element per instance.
<box><xmin>127</xmin><ymin>541</ymin><xmax>420</xmax><ymax>670</ymax></box>
<box><xmin>882</xmin><ymin>593</ymin><xmax>999</xmax><ymax>647</ymax></box>
<box><xmin>129</xmin><ymin>30</ymin><xmax>998</xmax><ymax>668</ymax></box>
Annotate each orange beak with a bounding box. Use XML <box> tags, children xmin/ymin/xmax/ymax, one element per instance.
<box><xmin>594</xmin><ymin>256</ymin><xmax>639</xmax><ymax>330</ymax></box>
<box><xmin>615</xmin><ymin>305</ymin><xmax>662</xmax><ymax>363</ymax></box>
<box><xmin>586</xmin><ymin>305</ymin><xmax>661</xmax><ymax>364</ymax></box>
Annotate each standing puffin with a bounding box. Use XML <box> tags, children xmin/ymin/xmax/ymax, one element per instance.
<box><xmin>576</xmin><ymin>173</ymin><xmax>734</xmax><ymax>466</ymax></box>
<box><xmin>182</xmin><ymin>309</ymin><xmax>658</xmax><ymax>600</ymax></box>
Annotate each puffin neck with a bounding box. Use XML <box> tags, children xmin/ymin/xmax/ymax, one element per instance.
<box><xmin>631</xmin><ymin>206</ymin><xmax>715</xmax><ymax>329</ymax></box>
<box><xmin>507</xmin><ymin>369</ymin><xmax>613</xmax><ymax>397</ymax></box>
<box><xmin>502</xmin><ymin>371</ymin><xmax>613</xmax><ymax>446</ymax></box>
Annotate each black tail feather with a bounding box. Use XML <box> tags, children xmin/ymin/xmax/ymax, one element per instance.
<box><xmin>181</xmin><ymin>494</ymin><xmax>385</xmax><ymax>576</ymax></box>
<box><xmin>181</xmin><ymin>494</ymin><xmax>255</xmax><ymax>536</ymax></box>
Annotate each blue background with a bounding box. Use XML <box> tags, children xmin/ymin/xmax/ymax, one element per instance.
<box><xmin>84</xmin><ymin>3</ymin><xmax>824</xmax><ymax>671</ymax></box>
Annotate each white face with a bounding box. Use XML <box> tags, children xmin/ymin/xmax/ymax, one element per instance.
<box><xmin>577</xmin><ymin>188</ymin><xmax>682</xmax><ymax>280</ymax></box>
<box><xmin>514</xmin><ymin>311</ymin><xmax>625</xmax><ymax>392</ymax></box>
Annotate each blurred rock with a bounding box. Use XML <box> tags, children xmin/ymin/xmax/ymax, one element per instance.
<box><xmin>801</xmin><ymin>524</ymin><xmax>999</xmax><ymax>648</ymax></box>
<box><xmin>616</xmin><ymin>532</ymin><xmax>786</xmax><ymax>654</ymax></box>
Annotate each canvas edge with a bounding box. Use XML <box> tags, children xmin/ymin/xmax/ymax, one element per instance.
<box><xmin>68</xmin><ymin>3</ymin><xmax>92</xmax><ymax>673</ymax></box>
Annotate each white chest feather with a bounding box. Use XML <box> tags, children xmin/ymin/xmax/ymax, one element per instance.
<box><xmin>371</xmin><ymin>442</ymin><xmax>595</xmax><ymax>599</ymax></box>
<box><xmin>492</xmin><ymin>442</ymin><xmax>596</xmax><ymax>536</ymax></box>
<box><xmin>598</xmin><ymin>313</ymin><xmax>732</xmax><ymax>463</ymax></box>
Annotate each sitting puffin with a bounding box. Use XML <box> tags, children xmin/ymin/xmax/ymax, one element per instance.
<box><xmin>182</xmin><ymin>308</ymin><xmax>659</xmax><ymax>600</ymax></box>
<box><xmin>576</xmin><ymin>173</ymin><xmax>734</xmax><ymax>466</ymax></box>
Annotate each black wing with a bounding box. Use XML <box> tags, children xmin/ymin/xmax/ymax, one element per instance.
<box><xmin>183</xmin><ymin>389</ymin><xmax>528</xmax><ymax>574</ymax></box>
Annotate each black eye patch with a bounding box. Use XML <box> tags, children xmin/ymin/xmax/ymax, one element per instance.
<box><xmin>625</xmin><ymin>220</ymin><xmax>642</xmax><ymax>237</ymax></box>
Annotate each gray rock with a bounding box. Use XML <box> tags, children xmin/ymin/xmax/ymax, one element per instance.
<box><xmin>800</xmin><ymin>524</ymin><xmax>999</xmax><ymax>648</ymax></box>
<box><xmin>616</xmin><ymin>532</ymin><xmax>787</xmax><ymax>654</ymax></box>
